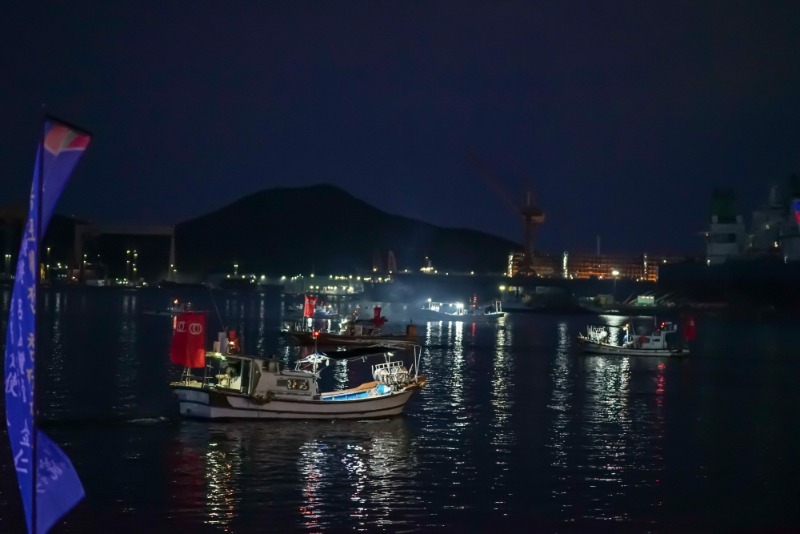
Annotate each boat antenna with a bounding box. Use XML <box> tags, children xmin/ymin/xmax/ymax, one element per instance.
<box><xmin>208</xmin><ymin>287</ymin><xmax>226</xmax><ymax>331</ymax></box>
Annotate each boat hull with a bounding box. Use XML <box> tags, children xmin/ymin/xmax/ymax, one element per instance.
<box><xmin>417</xmin><ymin>310</ymin><xmax>504</xmax><ymax>323</ymax></box>
<box><xmin>286</xmin><ymin>330</ymin><xmax>417</xmax><ymax>347</ymax></box>
<box><xmin>171</xmin><ymin>385</ymin><xmax>420</xmax><ymax>420</ymax></box>
<box><xmin>577</xmin><ymin>338</ymin><xmax>688</xmax><ymax>357</ymax></box>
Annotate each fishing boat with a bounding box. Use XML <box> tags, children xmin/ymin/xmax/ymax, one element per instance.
<box><xmin>284</xmin><ymin>304</ymin><xmax>340</xmax><ymax>319</ymax></box>
<box><xmin>284</xmin><ymin>294</ymin><xmax>340</xmax><ymax>319</ymax></box>
<box><xmin>283</xmin><ymin>326</ymin><xmax>420</xmax><ymax>347</ymax></box>
<box><xmin>577</xmin><ymin>293</ymin><xmax>678</xmax><ymax>316</ymax></box>
<box><xmin>142</xmin><ymin>298</ymin><xmax>191</xmax><ymax>316</ymax></box>
<box><xmin>419</xmin><ymin>297</ymin><xmax>505</xmax><ymax>322</ymax></box>
<box><xmin>576</xmin><ymin>316</ymin><xmax>694</xmax><ymax>357</ymax></box>
<box><xmin>283</xmin><ymin>304</ymin><xmax>420</xmax><ymax>347</ymax></box>
<box><xmin>169</xmin><ymin>312</ymin><xmax>426</xmax><ymax>419</ymax></box>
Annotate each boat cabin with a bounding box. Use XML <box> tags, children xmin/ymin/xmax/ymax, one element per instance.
<box><xmin>585</xmin><ymin>319</ymin><xmax>683</xmax><ymax>350</ymax></box>
<box><xmin>202</xmin><ymin>352</ymin><xmax>322</xmax><ymax>401</ymax></box>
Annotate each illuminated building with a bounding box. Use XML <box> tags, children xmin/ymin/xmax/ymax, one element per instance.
<box><xmin>507</xmin><ymin>251</ymin><xmax>677</xmax><ymax>281</ymax></box>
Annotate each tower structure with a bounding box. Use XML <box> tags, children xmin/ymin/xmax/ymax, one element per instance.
<box><xmin>466</xmin><ymin>150</ymin><xmax>545</xmax><ymax>275</ymax></box>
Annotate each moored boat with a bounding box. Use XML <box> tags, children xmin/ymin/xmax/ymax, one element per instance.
<box><xmin>284</xmin><ymin>294</ymin><xmax>340</xmax><ymax>319</ymax></box>
<box><xmin>282</xmin><ymin>322</ymin><xmax>420</xmax><ymax>347</ymax></box>
<box><xmin>419</xmin><ymin>297</ymin><xmax>505</xmax><ymax>322</ymax></box>
<box><xmin>143</xmin><ymin>298</ymin><xmax>192</xmax><ymax>317</ymax></box>
<box><xmin>577</xmin><ymin>316</ymin><xmax>695</xmax><ymax>357</ymax></box>
<box><xmin>283</xmin><ymin>304</ymin><xmax>420</xmax><ymax>347</ymax></box>
<box><xmin>169</xmin><ymin>312</ymin><xmax>425</xmax><ymax>419</ymax></box>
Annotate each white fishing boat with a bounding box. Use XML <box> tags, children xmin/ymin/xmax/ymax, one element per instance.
<box><xmin>576</xmin><ymin>317</ymin><xmax>694</xmax><ymax>357</ymax></box>
<box><xmin>169</xmin><ymin>312</ymin><xmax>425</xmax><ymax>419</ymax></box>
<box><xmin>419</xmin><ymin>298</ymin><xmax>505</xmax><ymax>322</ymax></box>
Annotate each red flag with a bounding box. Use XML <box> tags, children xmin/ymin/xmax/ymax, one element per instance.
<box><xmin>171</xmin><ymin>312</ymin><xmax>206</xmax><ymax>368</ymax></box>
<box><xmin>373</xmin><ymin>306</ymin><xmax>385</xmax><ymax>327</ymax></box>
<box><xmin>303</xmin><ymin>295</ymin><xmax>317</xmax><ymax>318</ymax></box>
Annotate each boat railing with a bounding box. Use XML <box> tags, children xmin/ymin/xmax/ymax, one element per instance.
<box><xmin>372</xmin><ymin>344</ymin><xmax>422</xmax><ymax>386</ymax></box>
<box><xmin>372</xmin><ymin>361</ymin><xmax>411</xmax><ymax>386</ymax></box>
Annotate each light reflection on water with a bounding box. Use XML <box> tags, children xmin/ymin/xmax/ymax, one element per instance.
<box><xmin>2</xmin><ymin>289</ymin><xmax>800</xmax><ymax>531</ymax></box>
<box><xmin>550</xmin><ymin>324</ymin><xmax>670</xmax><ymax>526</ymax></box>
<box><xmin>489</xmin><ymin>319</ymin><xmax>514</xmax><ymax>515</ymax></box>
<box><xmin>172</xmin><ymin>419</ymin><xmax>417</xmax><ymax>532</ymax></box>
<box><xmin>548</xmin><ymin>321</ymin><xmax>576</xmax><ymax>517</ymax></box>
<box><xmin>333</xmin><ymin>359</ymin><xmax>349</xmax><ymax>390</ymax></box>
<box><xmin>255</xmin><ymin>294</ymin><xmax>267</xmax><ymax>356</ymax></box>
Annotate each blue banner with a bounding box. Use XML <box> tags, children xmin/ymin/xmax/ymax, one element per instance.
<box><xmin>4</xmin><ymin>118</ymin><xmax>91</xmax><ymax>534</ymax></box>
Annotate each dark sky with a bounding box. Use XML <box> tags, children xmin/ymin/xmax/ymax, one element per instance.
<box><xmin>3</xmin><ymin>1</ymin><xmax>800</xmax><ymax>257</ymax></box>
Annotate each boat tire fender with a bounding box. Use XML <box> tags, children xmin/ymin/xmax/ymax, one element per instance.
<box><xmin>252</xmin><ymin>391</ymin><xmax>275</xmax><ymax>404</ymax></box>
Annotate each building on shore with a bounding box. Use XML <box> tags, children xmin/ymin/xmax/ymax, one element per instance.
<box><xmin>507</xmin><ymin>251</ymin><xmax>679</xmax><ymax>282</ymax></box>
<box><xmin>704</xmin><ymin>176</ymin><xmax>800</xmax><ymax>265</ymax></box>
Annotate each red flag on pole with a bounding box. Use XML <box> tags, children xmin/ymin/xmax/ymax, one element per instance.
<box><xmin>171</xmin><ymin>312</ymin><xmax>206</xmax><ymax>368</ymax></box>
<box><xmin>303</xmin><ymin>295</ymin><xmax>317</xmax><ymax>318</ymax></box>
<box><xmin>373</xmin><ymin>306</ymin><xmax>385</xmax><ymax>327</ymax></box>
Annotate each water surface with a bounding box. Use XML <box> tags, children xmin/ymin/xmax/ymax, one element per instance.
<box><xmin>1</xmin><ymin>287</ymin><xmax>798</xmax><ymax>532</ymax></box>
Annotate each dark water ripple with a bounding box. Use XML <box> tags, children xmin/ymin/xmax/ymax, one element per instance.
<box><xmin>1</xmin><ymin>290</ymin><xmax>800</xmax><ymax>532</ymax></box>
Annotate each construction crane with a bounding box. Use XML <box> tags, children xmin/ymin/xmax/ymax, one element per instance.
<box><xmin>466</xmin><ymin>149</ymin><xmax>545</xmax><ymax>275</ymax></box>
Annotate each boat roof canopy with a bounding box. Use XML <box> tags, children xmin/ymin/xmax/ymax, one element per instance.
<box><xmin>205</xmin><ymin>351</ymin><xmax>282</xmax><ymax>365</ymax></box>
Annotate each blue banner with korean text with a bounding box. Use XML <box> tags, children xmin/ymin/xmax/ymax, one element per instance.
<box><xmin>4</xmin><ymin>118</ymin><xmax>91</xmax><ymax>534</ymax></box>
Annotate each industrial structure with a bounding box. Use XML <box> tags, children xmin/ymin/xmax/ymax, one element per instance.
<box><xmin>705</xmin><ymin>176</ymin><xmax>800</xmax><ymax>265</ymax></box>
<box><xmin>0</xmin><ymin>207</ymin><xmax>176</xmax><ymax>285</ymax></box>
<box><xmin>467</xmin><ymin>150</ymin><xmax>545</xmax><ymax>275</ymax></box>
<box><xmin>507</xmin><ymin>250</ymin><xmax>673</xmax><ymax>281</ymax></box>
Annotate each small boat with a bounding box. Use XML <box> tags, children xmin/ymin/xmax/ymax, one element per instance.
<box><xmin>284</xmin><ymin>305</ymin><xmax>420</xmax><ymax>347</ymax></box>
<box><xmin>169</xmin><ymin>312</ymin><xmax>426</xmax><ymax>420</ymax></box>
<box><xmin>577</xmin><ymin>293</ymin><xmax>678</xmax><ymax>316</ymax></box>
<box><xmin>284</xmin><ymin>326</ymin><xmax>420</xmax><ymax>347</ymax></box>
<box><xmin>284</xmin><ymin>303</ymin><xmax>340</xmax><ymax>319</ymax></box>
<box><xmin>143</xmin><ymin>299</ymin><xmax>191</xmax><ymax>317</ymax></box>
<box><xmin>577</xmin><ymin>317</ymin><xmax>694</xmax><ymax>357</ymax></box>
<box><xmin>291</xmin><ymin>294</ymin><xmax>340</xmax><ymax>318</ymax></box>
<box><xmin>419</xmin><ymin>297</ymin><xmax>505</xmax><ymax>322</ymax></box>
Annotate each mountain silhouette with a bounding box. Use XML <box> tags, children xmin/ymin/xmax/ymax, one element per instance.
<box><xmin>2</xmin><ymin>185</ymin><xmax>521</xmax><ymax>281</ymax></box>
<box><xmin>174</xmin><ymin>184</ymin><xmax>519</xmax><ymax>276</ymax></box>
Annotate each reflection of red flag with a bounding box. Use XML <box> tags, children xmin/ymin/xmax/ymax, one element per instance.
<box><xmin>682</xmin><ymin>316</ymin><xmax>696</xmax><ymax>341</ymax></box>
<box><xmin>303</xmin><ymin>295</ymin><xmax>318</xmax><ymax>318</ymax></box>
<box><xmin>373</xmin><ymin>306</ymin><xmax>385</xmax><ymax>327</ymax></box>
<box><xmin>227</xmin><ymin>329</ymin><xmax>241</xmax><ymax>354</ymax></box>
<box><xmin>171</xmin><ymin>312</ymin><xmax>206</xmax><ymax>367</ymax></box>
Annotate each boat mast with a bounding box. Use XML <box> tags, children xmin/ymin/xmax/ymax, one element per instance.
<box><xmin>31</xmin><ymin>115</ymin><xmax>46</xmax><ymax>534</ymax></box>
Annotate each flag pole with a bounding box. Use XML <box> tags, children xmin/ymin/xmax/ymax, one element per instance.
<box><xmin>31</xmin><ymin>110</ymin><xmax>45</xmax><ymax>534</ymax></box>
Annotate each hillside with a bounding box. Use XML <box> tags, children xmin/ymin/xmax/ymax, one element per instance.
<box><xmin>174</xmin><ymin>184</ymin><xmax>519</xmax><ymax>275</ymax></box>
<box><xmin>2</xmin><ymin>186</ymin><xmax>521</xmax><ymax>280</ymax></box>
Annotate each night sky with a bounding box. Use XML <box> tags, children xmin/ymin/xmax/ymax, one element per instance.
<box><xmin>3</xmin><ymin>1</ymin><xmax>800</xmax><ymax>257</ymax></box>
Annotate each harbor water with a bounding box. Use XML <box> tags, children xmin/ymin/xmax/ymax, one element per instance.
<box><xmin>1</xmin><ymin>287</ymin><xmax>799</xmax><ymax>532</ymax></box>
